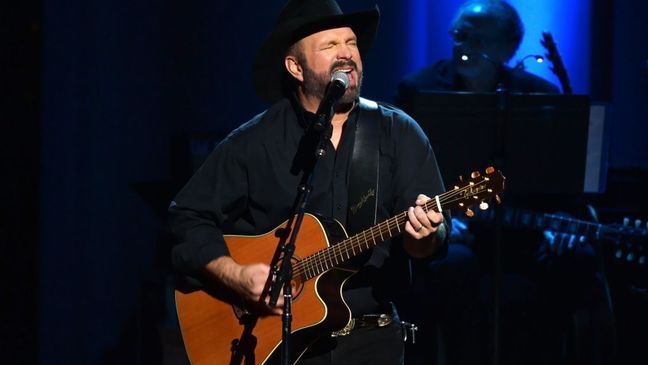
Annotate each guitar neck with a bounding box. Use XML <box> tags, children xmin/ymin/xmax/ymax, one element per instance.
<box><xmin>295</xmin><ymin>172</ymin><xmax>502</xmax><ymax>281</ymax></box>
<box><xmin>473</xmin><ymin>207</ymin><xmax>605</xmax><ymax>239</ymax></box>
<box><xmin>297</xmin><ymin>201</ymin><xmax>434</xmax><ymax>281</ymax></box>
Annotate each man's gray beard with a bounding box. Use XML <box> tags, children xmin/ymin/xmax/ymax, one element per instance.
<box><xmin>302</xmin><ymin>65</ymin><xmax>362</xmax><ymax>105</ymax></box>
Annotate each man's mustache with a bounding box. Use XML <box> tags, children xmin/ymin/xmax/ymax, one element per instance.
<box><xmin>329</xmin><ymin>60</ymin><xmax>358</xmax><ymax>73</ymax></box>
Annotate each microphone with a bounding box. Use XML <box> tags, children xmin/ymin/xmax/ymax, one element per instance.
<box><xmin>459</xmin><ymin>52</ymin><xmax>500</xmax><ymax>67</ymax></box>
<box><xmin>311</xmin><ymin>71</ymin><xmax>350</xmax><ymax>132</ymax></box>
<box><xmin>459</xmin><ymin>52</ymin><xmax>506</xmax><ymax>91</ymax></box>
<box><xmin>513</xmin><ymin>54</ymin><xmax>545</xmax><ymax>70</ymax></box>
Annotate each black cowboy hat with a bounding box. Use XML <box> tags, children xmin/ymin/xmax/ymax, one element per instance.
<box><xmin>252</xmin><ymin>0</ymin><xmax>380</xmax><ymax>102</ymax></box>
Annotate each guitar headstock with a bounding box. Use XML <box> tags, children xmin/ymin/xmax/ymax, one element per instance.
<box><xmin>541</xmin><ymin>32</ymin><xmax>558</xmax><ymax>59</ymax></box>
<box><xmin>439</xmin><ymin>166</ymin><xmax>505</xmax><ymax>216</ymax></box>
<box><xmin>540</xmin><ymin>31</ymin><xmax>572</xmax><ymax>94</ymax></box>
<box><xmin>608</xmin><ymin>218</ymin><xmax>648</xmax><ymax>267</ymax></box>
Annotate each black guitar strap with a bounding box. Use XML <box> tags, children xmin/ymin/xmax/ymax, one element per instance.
<box><xmin>346</xmin><ymin>97</ymin><xmax>381</xmax><ymax>236</ymax></box>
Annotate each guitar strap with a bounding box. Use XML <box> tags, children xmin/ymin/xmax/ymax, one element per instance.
<box><xmin>346</xmin><ymin>97</ymin><xmax>381</xmax><ymax>236</ymax></box>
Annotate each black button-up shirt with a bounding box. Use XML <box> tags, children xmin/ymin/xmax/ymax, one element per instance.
<box><xmin>169</xmin><ymin>97</ymin><xmax>447</xmax><ymax>314</ymax></box>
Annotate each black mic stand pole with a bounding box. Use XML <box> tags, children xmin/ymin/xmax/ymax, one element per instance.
<box><xmin>492</xmin><ymin>62</ymin><xmax>508</xmax><ymax>365</ymax></box>
<box><xmin>268</xmin><ymin>92</ymin><xmax>338</xmax><ymax>365</ymax></box>
<box><xmin>463</xmin><ymin>51</ymin><xmax>507</xmax><ymax>365</ymax></box>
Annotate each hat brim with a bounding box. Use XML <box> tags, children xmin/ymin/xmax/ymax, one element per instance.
<box><xmin>252</xmin><ymin>6</ymin><xmax>380</xmax><ymax>102</ymax></box>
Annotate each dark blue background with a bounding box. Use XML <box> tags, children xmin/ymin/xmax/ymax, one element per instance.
<box><xmin>3</xmin><ymin>0</ymin><xmax>646</xmax><ymax>364</ymax></box>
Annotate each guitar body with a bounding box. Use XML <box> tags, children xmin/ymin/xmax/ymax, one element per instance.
<box><xmin>174</xmin><ymin>168</ymin><xmax>506</xmax><ymax>364</ymax></box>
<box><xmin>175</xmin><ymin>213</ymin><xmax>354</xmax><ymax>365</ymax></box>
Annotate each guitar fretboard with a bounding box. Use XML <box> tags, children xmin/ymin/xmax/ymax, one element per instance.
<box><xmin>476</xmin><ymin>207</ymin><xmax>601</xmax><ymax>236</ymax></box>
<box><xmin>293</xmin><ymin>177</ymin><xmax>498</xmax><ymax>281</ymax></box>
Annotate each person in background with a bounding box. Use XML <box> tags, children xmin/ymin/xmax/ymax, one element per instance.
<box><xmin>395</xmin><ymin>1</ymin><xmax>612</xmax><ymax>365</ymax></box>
<box><xmin>399</xmin><ymin>0</ymin><xmax>558</xmax><ymax>98</ymax></box>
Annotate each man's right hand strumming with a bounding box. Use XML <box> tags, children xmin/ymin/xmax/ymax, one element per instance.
<box><xmin>204</xmin><ymin>256</ymin><xmax>284</xmax><ymax>315</ymax></box>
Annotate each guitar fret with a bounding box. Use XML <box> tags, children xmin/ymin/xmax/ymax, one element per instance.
<box><xmin>363</xmin><ymin>230</ymin><xmax>370</xmax><ymax>249</ymax></box>
<box><xmin>302</xmin><ymin>258</ymin><xmax>310</xmax><ymax>279</ymax></box>
<box><xmin>338</xmin><ymin>243</ymin><xmax>346</xmax><ymax>262</ymax></box>
<box><xmin>311</xmin><ymin>252</ymin><xmax>320</xmax><ymax>276</ymax></box>
<box><xmin>569</xmin><ymin>220</ymin><xmax>579</xmax><ymax>234</ymax></box>
<box><xmin>306</xmin><ymin>260</ymin><xmax>314</xmax><ymax>279</ymax></box>
<box><xmin>321</xmin><ymin>252</ymin><xmax>328</xmax><ymax>272</ymax></box>
<box><xmin>595</xmin><ymin>225</ymin><xmax>601</xmax><ymax>240</ymax></box>
<box><xmin>308</xmin><ymin>256</ymin><xmax>316</xmax><ymax>277</ymax></box>
<box><xmin>377</xmin><ymin>222</ymin><xmax>384</xmax><ymax>240</ymax></box>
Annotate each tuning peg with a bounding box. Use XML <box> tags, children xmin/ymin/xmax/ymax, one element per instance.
<box><xmin>495</xmin><ymin>195</ymin><xmax>502</xmax><ymax>204</ymax></box>
<box><xmin>615</xmin><ymin>249</ymin><xmax>623</xmax><ymax>259</ymax></box>
<box><xmin>465</xmin><ymin>208</ymin><xmax>474</xmax><ymax>217</ymax></box>
<box><xmin>479</xmin><ymin>201</ymin><xmax>489</xmax><ymax>210</ymax></box>
<box><xmin>454</xmin><ymin>185</ymin><xmax>460</xmax><ymax>190</ymax></box>
<box><xmin>626</xmin><ymin>252</ymin><xmax>635</xmax><ymax>262</ymax></box>
<box><xmin>635</xmin><ymin>219</ymin><xmax>642</xmax><ymax>229</ymax></box>
<box><xmin>623</xmin><ymin>217</ymin><xmax>630</xmax><ymax>226</ymax></box>
<box><xmin>639</xmin><ymin>255</ymin><xmax>646</xmax><ymax>265</ymax></box>
<box><xmin>471</xmin><ymin>171</ymin><xmax>480</xmax><ymax>179</ymax></box>
<box><xmin>459</xmin><ymin>175</ymin><xmax>464</xmax><ymax>182</ymax></box>
<box><xmin>485</xmin><ymin>166</ymin><xmax>495</xmax><ymax>174</ymax></box>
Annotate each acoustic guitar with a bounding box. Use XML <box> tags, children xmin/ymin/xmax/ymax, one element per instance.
<box><xmin>175</xmin><ymin>167</ymin><xmax>505</xmax><ymax>365</ymax></box>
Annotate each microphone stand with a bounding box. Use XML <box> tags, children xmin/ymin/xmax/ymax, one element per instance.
<box><xmin>461</xmin><ymin>52</ymin><xmax>507</xmax><ymax>365</ymax></box>
<box><xmin>492</xmin><ymin>68</ymin><xmax>507</xmax><ymax>365</ymax></box>
<box><xmin>268</xmin><ymin>88</ymin><xmax>339</xmax><ymax>365</ymax></box>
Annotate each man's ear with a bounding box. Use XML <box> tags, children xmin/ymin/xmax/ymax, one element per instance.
<box><xmin>285</xmin><ymin>55</ymin><xmax>304</xmax><ymax>82</ymax></box>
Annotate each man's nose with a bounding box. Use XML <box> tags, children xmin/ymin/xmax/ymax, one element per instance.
<box><xmin>337</xmin><ymin>44</ymin><xmax>353</xmax><ymax>60</ymax></box>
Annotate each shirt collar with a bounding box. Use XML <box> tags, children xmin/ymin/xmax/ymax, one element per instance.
<box><xmin>289</xmin><ymin>93</ymin><xmax>360</xmax><ymax>130</ymax></box>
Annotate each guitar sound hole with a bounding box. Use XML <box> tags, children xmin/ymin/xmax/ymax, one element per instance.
<box><xmin>291</xmin><ymin>278</ymin><xmax>305</xmax><ymax>301</ymax></box>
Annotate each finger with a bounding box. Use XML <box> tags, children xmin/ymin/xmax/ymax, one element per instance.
<box><xmin>413</xmin><ymin>207</ymin><xmax>439</xmax><ymax>233</ymax></box>
<box><xmin>413</xmin><ymin>206</ymin><xmax>432</xmax><ymax>230</ymax></box>
<box><xmin>405</xmin><ymin>207</ymin><xmax>424</xmax><ymax>237</ymax></box>
<box><xmin>415</xmin><ymin>194</ymin><xmax>431</xmax><ymax>206</ymax></box>
<box><xmin>405</xmin><ymin>220</ymin><xmax>423</xmax><ymax>237</ymax></box>
<box><xmin>427</xmin><ymin>211</ymin><xmax>444</xmax><ymax>226</ymax></box>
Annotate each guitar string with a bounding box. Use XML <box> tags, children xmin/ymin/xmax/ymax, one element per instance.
<box><xmin>293</xmin><ymin>178</ymin><xmax>500</xmax><ymax>279</ymax></box>
<box><xmin>295</xmin><ymin>179</ymin><xmax>498</xmax><ymax>279</ymax></box>
<box><xmin>294</xmin><ymin>178</ymin><xmax>500</xmax><ymax>278</ymax></box>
